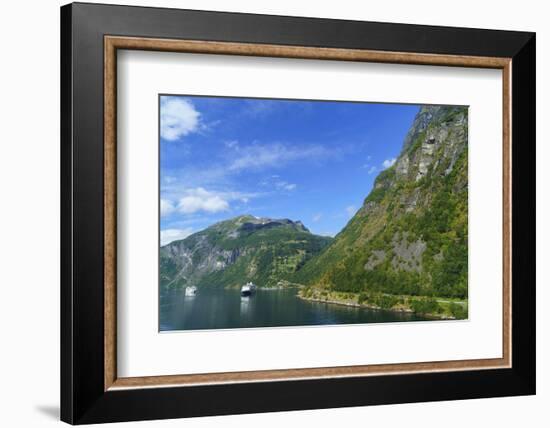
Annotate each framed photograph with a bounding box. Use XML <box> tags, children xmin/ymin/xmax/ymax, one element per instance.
<box><xmin>61</xmin><ymin>2</ymin><xmax>535</xmax><ymax>424</ymax></box>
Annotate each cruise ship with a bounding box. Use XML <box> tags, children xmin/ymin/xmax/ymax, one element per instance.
<box><xmin>184</xmin><ymin>285</ymin><xmax>197</xmax><ymax>297</ymax></box>
<box><xmin>240</xmin><ymin>282</ymin><xmax>257</xmax><ymax>297</ymax></box>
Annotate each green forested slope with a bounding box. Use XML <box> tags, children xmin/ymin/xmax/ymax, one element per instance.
<box><xmin>293</xmin><ymin>106</ymin><xmax>468</xmax><ymax>307</ymax></box>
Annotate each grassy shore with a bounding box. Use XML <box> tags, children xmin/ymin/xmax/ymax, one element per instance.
<box><xmin>297</xmin><ymin>287</ymin><xmax>468</xmax><ymax>320</ymax></box>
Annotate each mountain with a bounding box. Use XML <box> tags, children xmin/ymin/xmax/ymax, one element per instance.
<box><xmin>160</xmin><ymin>215</ymin><xmax>332</xmax><ymax>290</ymax></box>
<box><xmin>293</xmin><ymin>105</ymin><xmax>468</xmax><ymax>313</ymax></box>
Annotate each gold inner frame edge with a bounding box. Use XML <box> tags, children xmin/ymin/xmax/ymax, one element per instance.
<box><xmin>104</xmin><ymin>36</ymin><xmax>512</xmax><ymax>391</ymax></box>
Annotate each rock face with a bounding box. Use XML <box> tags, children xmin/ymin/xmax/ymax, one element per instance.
<box><xmin>160</xmin><ymin>215</ymin><xmax>332</xmax><ymax>290</ymax></box>
<box><xmin>294</xmin><ymin>106</ymin><xmax>468</xmax><ymax>300</ymax></box>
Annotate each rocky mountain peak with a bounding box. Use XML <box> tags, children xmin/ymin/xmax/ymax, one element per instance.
<box><xmin>210</xmin><ymin>214</ymin><xmax>310</xmax><ymax>236</ymax></box>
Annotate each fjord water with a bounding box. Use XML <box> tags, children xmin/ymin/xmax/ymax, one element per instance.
<box><xmin>159</xmin><ymin>287</ymin><xmax>427</xmax><ymax>331</ymax></box>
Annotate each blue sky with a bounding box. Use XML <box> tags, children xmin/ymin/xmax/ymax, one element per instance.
<box><xmin>159</xmin><ymin>95</ymin><xmax>419</xmax><ymax>245</ymax></box>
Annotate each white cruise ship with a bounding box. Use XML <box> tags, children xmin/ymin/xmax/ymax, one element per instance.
<box><xmin>184</xmin><ymin>286</ymin><xmax>197</xmax><ymax>297</ymax></box>
<box><xmin>240</xmin><ymin>282</ymin><xmax>257</xmax><ymax>297</ymax></box>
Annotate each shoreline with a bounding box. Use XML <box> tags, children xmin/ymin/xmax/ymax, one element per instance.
<box><xmin>164</xmin><ymin>283</ymin><xmax>466</xmax><ymax>320</ymax></box>
<box><xmin>297</xmin><ymin>290</ymin><xmax>465</xmax><ymax>320</ymax></box>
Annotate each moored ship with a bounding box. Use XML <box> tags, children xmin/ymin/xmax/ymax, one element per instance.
<box><xmin>240</xmin><ymin>282</ymin><xmax>257</xmax><ymax>297</ymax></box>
<box><xmin>184</xmin><ymin>285</ymin><xmax>197</xmax><ymax>297</ymax></box>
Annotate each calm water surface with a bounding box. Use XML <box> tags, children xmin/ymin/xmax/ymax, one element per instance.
<box><xmin>160</xmin><ymin>287</ymin><xmax>428</xmax><ymax>331</ymax></box>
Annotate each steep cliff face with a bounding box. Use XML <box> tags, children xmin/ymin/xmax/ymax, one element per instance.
<box><xmin>160</xmin><ymin>215</ymin><xmax>332</xmax><ymax>290</ymax></box>
<box><xmin>294</xmin><ymin>106</ymin><xmax>468</xmax><ymax>300</ymax></box>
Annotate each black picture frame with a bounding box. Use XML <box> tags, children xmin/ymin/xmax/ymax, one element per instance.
<box><xmin>61</xmin><ymin>2</ymin><xmax>535</xmax><ymax>424</ymax></box>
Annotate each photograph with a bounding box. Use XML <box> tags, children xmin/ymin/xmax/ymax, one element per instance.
<box><xmin>159</xmin><ymin>95</ymin><xmax>469</xmax><ymax>331</ymax></box>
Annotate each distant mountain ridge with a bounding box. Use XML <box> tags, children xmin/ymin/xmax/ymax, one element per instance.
<box><xmin>160</xmin><ymin>215</ymin><xmax>332</xmax><ymax>290</ymax></box>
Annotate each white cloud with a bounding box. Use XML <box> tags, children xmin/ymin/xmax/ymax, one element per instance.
<box><xmin>275</xmin><ymin>181</ymin><xmax>296</xmax><ymax>191</ymax></box>
<box><xmin>160</xmin><ymin>97</ymin><xmax>201</xmax><ymax>141</ymax></box>
<box><xmin>160</xmin><ymin>199</ymin><xmax>175</xmax><ymax>217</ymax></box>
<box><xmin>177</xmin><ymin>187</ymin><xmax>230</xmax><ymax>214</ymax></box>
<box><xmin>228</xmin><ymin>143</ymin><xmax>329</xmax><ymax>172</ymax></box>
<box><xmin>224</xmin><ymin>140</ymin><xmax>239</xmax><ymax>149</ymax></box>
<box><xmin>346</xmin><ymin>205</ymin><xmax>357</xmax><ymax>218</ymax></box>
<box><xmin>312</xmin><ymin>213</ymin><xmax>322</xmax><ymax>222</ymax></box>
<box><xmin>382</xmin><ymin>158</ymin><xmax>397</xmax><ymax>169</ymax></box>
<box><xmin>368</xmin><ymin>166</ymin><xmax>377</xmax><ymax>175</ymax></box>
<box><xmin>161</xmin><ymin>187</ymin><xmax>259</xmax><ymax>217</ymax></box>
<box><xmin>258</xmin><ymin>176</ymin><xmax>296</xmax><ymax>192</ymax></box>
<box><xmin>161</xmin><ymin>141</ymin><xmax>339</xmax><ymax>190</ymax></box>
<box><xmin>161</xmin><ymin>228</ymin><xmax>193</xmax><ymax>246</ymax></box>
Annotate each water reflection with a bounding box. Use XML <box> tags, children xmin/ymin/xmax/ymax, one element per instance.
<box><xmin>160</xmin><ymin>287</ymin><xmax>429</xmax><ymax>331</ymax></box>
<box><xmin>183</xmin><ymin>294</ymin><xmax>196</xmax><ymax>308</ymax></box>
<box><xmin>240</xmin><ymin>296</ymin><xmax>251</xmax><ymax>316</ymax></box>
